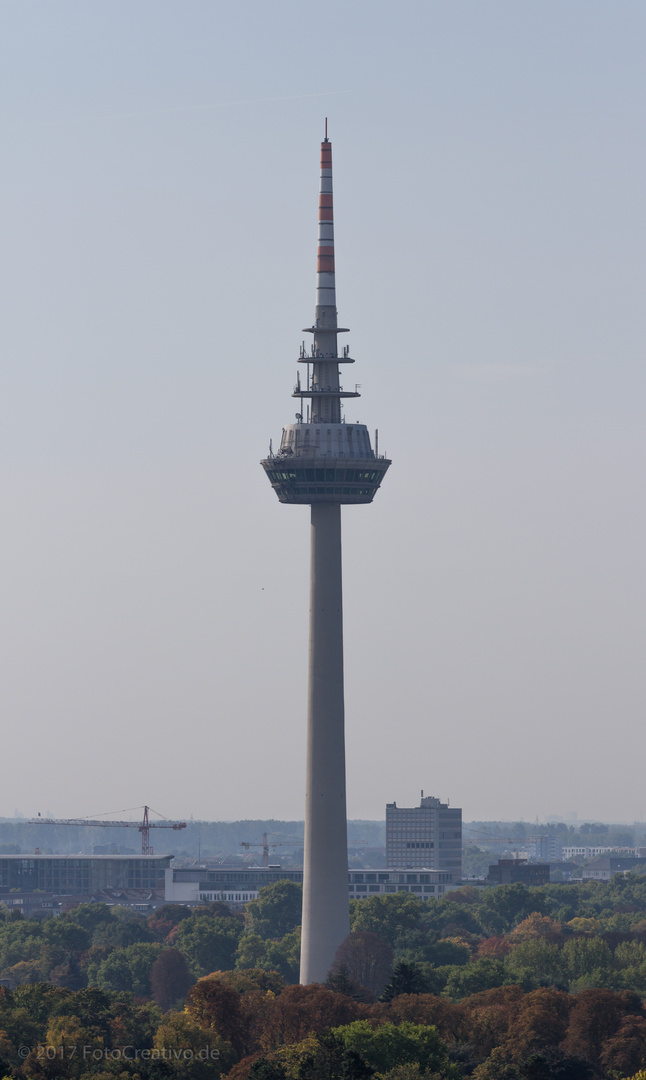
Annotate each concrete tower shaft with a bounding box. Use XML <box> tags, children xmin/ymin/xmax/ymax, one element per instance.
<box><xmin>261</xmin><ymin>128</ymin><xmax>390</xmax><ymax>985</ymax></box>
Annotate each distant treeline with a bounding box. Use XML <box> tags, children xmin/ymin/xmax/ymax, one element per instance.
<box><xmin>466</xmin><ymin>821</ymin><xmax>645</xmax><ymax>849</ymax></box>
<box><xmin>0</xmin><ymin>819</ymin><xmax>385</xmax><ymax>858</ymax></box>
<box><xmin>2</xmin><ymin>817</ymin><xmax>644</xmax><ymax>859</ymax></box>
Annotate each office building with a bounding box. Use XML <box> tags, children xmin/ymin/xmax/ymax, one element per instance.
<box><xmin>0</xmin><ymin>854</ymin><xmax>172</xmax><ymax>896</ymax></box>
<box><xmin>386</xmin><ymin>792</ymin><xmax>462</xmax><ymax>875</ymax></box>
<box><xmin>165</xmin><ymin>866</ymin><xmax>456</xmax><ymax>906</ymax></box>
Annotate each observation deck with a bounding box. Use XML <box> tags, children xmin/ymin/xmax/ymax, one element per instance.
<box><xmin>262</xmin><ymin>456</ymin><xmax>390</xmax><ymax>505</ymax></box>
<box><xmin>262</xmin><ymin>421</ymin><xmax>390</xmax><ymax>504</ymax></box>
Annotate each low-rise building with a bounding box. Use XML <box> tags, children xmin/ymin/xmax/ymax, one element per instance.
<box><xmin>562</xmin><ymin>846</ymin><xmax>636</xmax><ymax>861</ymax></box>
<box><xmin>165</xmin><ymin>865</ymin><xmax>457</xmax><ymax>905</ymax></box>
<box><xmin>347</xmin><ymin>869</ymin><xmax>454</xmax><ymax>898</ymax></box>
<box><xmin>0</xmin><ymin>854</ymin><xmax>172</xmax><ymax>896</ymax></box>
<box><xmin>165</xmin><ymin>866</ymin><xmax>302</xmax><ymax>905</ymax></box>
<box><xmin>487</xmin><ymin>859</ymin><xmax>550</xmax><ymax>886</ymax></box>
<box><xmin>581</xmin><ymin>857</ymin><xmax>646</xmax><ymax>881</ymax></box>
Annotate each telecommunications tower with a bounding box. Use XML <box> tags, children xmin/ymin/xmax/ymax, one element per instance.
<box><xmin>262</xmin><ymin>125</ymin><xmax>390</xmax><ymax>984</ymax></box>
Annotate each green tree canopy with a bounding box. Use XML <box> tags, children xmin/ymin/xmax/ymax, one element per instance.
<box><xmin>246</xmin><ymin>882</ymin><xmax>302</xmax><ymax>941</ymax></box>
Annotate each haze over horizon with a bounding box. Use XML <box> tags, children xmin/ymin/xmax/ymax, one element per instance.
<box><xmin>1</xmin><ymin>2</ymin><xmax>644</xmax><ymax>825</ymax></box>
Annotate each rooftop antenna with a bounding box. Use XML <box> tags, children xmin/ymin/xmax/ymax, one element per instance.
<box><xmin>324</xmin><ymin>117</ymin><xmax>328</xmax><ymax>142</ymax></box>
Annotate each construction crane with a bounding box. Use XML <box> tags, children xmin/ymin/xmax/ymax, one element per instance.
<box><xmin>239</xmin><ymin>831</ymin><xmax>294</xmax><ymax>868</ymax></box>
<box><xmin>28</xmin><ymin>805</ymin><xmax>186</xmax><ymax>856</ymax></box>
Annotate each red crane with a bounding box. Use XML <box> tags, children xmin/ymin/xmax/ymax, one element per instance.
<box><xmin>28</xmin><ymin>805</ymin><xmax>186</xmax><ymax>855</ymax></box>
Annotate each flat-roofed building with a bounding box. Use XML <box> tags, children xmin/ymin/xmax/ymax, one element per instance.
<box><xmin>563</xmin><ymin>846</ymin><xmax>636</xmax><ymax>861</ymax></box>
<box><xmin>487</xmin><ymin>859</ymin><xmax>550</xmax><ymax>886</ymax></box>
<box><xmin>347</xmin><ymin>869</ymin><xmax>455</xmax><ymax>898</ymax></box>
<box><xmin>386</xmin><ymin>792</ymin><xmax>462</xmax><ymax>875</ymax></box>
<box><xmin>581</xmin><ymin>857</ymin><xmax>646</xmax><ymax>881</ymax></box>
<box><xmin>166</xmin><ymin>866</ymin><xmax>303</xmax><ymax>905</ymax></box>
<box><xmin>0</xmin><ymin>854</ymin><xmax>172</xmax><ymax>896</ymax></box>
<box><xmin>165</xmin><ymin>866</ymin><xmax>457</xmax><ymax>906</ymax></box>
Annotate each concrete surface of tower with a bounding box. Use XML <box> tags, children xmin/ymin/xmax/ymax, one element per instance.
<box><xmin>261</xmin><ymin>124</ymin><xmax>391</xmax><ymax>984</ymax></box>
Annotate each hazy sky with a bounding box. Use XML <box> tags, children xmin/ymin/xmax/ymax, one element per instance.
<box><xmin>1</xmin><ymin>2</ymin><xmax>644</xmax><ymax>825</ymax></box>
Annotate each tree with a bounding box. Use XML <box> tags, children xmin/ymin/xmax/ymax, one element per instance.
<box><xmin>246</xmin><ymin>882</ymin><xmax>302</xmax><ymax>941</ymax></box>
<box><xmin>42</xmin><ymin>918</ymin><xmax>91</xmax><ymax>953</ymax></box>
<box><xmin>261</xmin><ymin>928</ymin><xmax>301</xmax><ymax>984</ymax></box>
<box><xmin>332</xmin><ymin>1019</ymin><xmax>456</xmax><ymax>1077</ymax></box>
<box><xmin>241</xmin><ymin>1032</ymin><xmax>374</xmax><ymax>1080</ymax></box>
<box><xmin>147</xmin><ymin>903</ymin><xmax>193</xmax><ymax>942</ymax></box>
<box><xmin>500</xmin><ymin>987</ymin><xmax>572</xmax><ymax>1061</ymax></box>
<box><xmin>215</xmin><ymin>968</ymin><xmax>285</xmax><ymax>996</ymax></box>
<box><xmin>424</xmin><ymin>939</ymin><xmax>471</xmax><ymax>967</ymax></box>
<box><xmin>154</xmin><ymin>1010</ymin><xmax>235</xmax><ymax>1078</ymax></box>
<box><xmin>476</xmin><ymin>937</ymin><xmax>512</xmax><ymax>961</ymax></box>
<box><xmin>562</xmin><ymin>937</ymin><xmax>613</xmax><ymax>984</ymax></box>
<box><xmin>29</xmin><ymin>1015</ymin><xmax>103</xmax><ymax>1079</ymax></box>
<box><xmin>380</xmin><ymin>961</ymin><xmax>429</xmax><ymax>1001</ymax></box>
<box><xmin>565</xmin><ymin>917</ymin><xmax>601</xmax><ymax>936</ymax></box>
<box><xmin>562</xmin><ymin>988</ymin><xmax>642</xmax><ymax>1062</ymax></box>
<box><xmin>503</xmin><ymin>939</ymin><xmax>564</xmax><ymax>988</ymax></box>
<box><xmin>0</xmin><ymin>919</ymin><xmax>43</xmax><ymax>972</ymax></box>
<box><xmin>151</xmin><ymin>947</ymin><xmax>194</xmax><ymax>1011</ymax></box>
<box><xmin>236</xmin><ymin>933</ymin><xmax>269</xmax><ymax>971</ymax></box>
<box><xmin>327</xmin><ymin>964</ymin><xmax>365</xmax><ymax>1001</ymax></box>
<box><xmin>175</xmin><ymin>915</ymin><xmax>243</xmax><ymax>977</ymax></box>
<box><xmin>458</xmin><ymin>985</ymin><xmax>525</xmax><ymax>1059</ymax></box>
<box><xmin>60</xmin><ymin>903</ymin><xmax>113</xmax><ymax>935</ymax></box>
<box><xmin>247</xmin><ymin>1061</ymin><xmax>288</xmax><ymax>1080</ymax></box>
<box><xmin>444</xmin><ymin>959</ymin><xmax>505</xmax><ymax>1000</ymax></box>
<box><xmin>86</xmin><ymin>941</ymin><xmax>163</xmax><ymax>996</ymax></box>
<box><xmin>261</xmin><ymin>984</ymin><xmax>359</xmax><ymax>1052</ymax></box>
<box><xmin>330</xmin><ymin>933</ymin><xmax>393</xmax><ymax>999</ymax></box>
<box><xmin>422</xmin><ymin>900</ymin><xmax>484</xmax><ymax>941</ymax></box>
<box><xmin>91</xmin><ymin>909</ymin><xmax>154</xmax><ymax>948</ymax></box>
<box><xmin>508</xmin><ymin>914</ymin><xmax>562</xmax><ymax>943</ymax></box>
<box><xmin>186</xmin><ymin>976</ymin><xmax>246</xmax><ymax>1055</ymax></box>
<box><xmin>478</xmin><ymin>885</ymin><xmax>541</xmax><ymax>936</ymax></box>
<box><xmin>48</xmin><ymin>954</ymin><xmax>87</xmax><ymax>991</ymax></box>
<box><xmin>387</xmin><ymin>993</ymin><xmax>469</xmax><ymax>1044</ymax></box>
<box><xmin>599</xmin><ymin>1014</ymin><xmax>646</xmax><ymax>1076</ymax></box>
<box><xmin>350</xmin><ymin>894</ymin><xmax>426</xmax><ymax>947</ymax></box>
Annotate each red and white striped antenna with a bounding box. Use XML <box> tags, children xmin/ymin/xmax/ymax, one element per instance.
<box><xmin>316</xmin><ymin>121</ymin><xmax>335</xmax><ymax>315</ymax></box>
